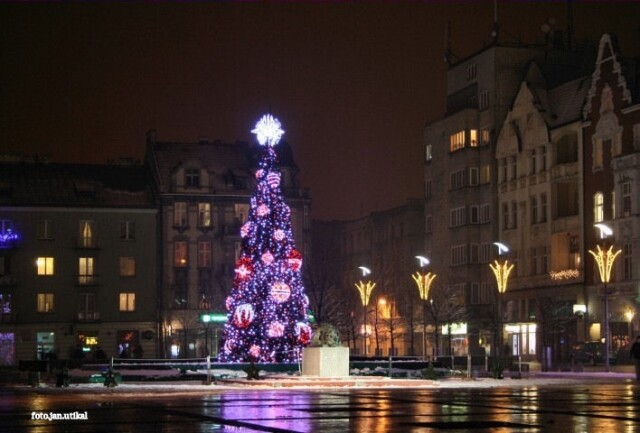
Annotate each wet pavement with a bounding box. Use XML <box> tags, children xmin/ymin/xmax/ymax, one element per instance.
<box><xmin>2</xmin><ymin>380</ymin><xmax>640</xmax><ymax>432</ymax></box>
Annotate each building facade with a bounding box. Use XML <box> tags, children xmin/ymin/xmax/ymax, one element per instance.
<box><xmin>495</xmin><ymin>63</ymin><xmax>589</xmax><ymax>365</ymax></box>
<box><xmin>0</xmin><ymin>158</ymin><xmax>158</xmax><ymax>365</ymax></box>
<box><xmin>312</xmin><ymin>200</ymin><xmax>425</xmax><ymax>357</ymax></box>
<box><xmin>423</xmin><ymin>28</ymin><xmax>597</xmax><ymax>363</ymax></box>
<box><xmin>145</xmin><ymin>132</ymin><xmax>311</xmax><ymax>358</ymax></box>
<box><xmin>582</xmin><ymin>34</ymin><xmax>640</xmax><ymax>357</ymax></box>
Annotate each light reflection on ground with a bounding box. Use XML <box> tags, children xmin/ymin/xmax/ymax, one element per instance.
<box><xmin>1</xmin><ymin>383</ymin><xmax>639</xmax><ymax>433</ymax></box>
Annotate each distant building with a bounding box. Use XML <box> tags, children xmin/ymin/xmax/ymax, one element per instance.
<box><xmin>0</xmin><ymin>159</ymin><xmax>158</xmax><ymax>364</ymax></box>
<box><xmin>423</xmin><ymin>27</ymin><xmax>597</xmax><ymax>362</ymax></box>
<box><xmin>496</xmin><ymin>63</ymin><xmax>589</xmax><ymax>365</ymax></box>
<box><xmin>581</xmin><ymin>34</ymin><xmax>640</xmax><ymax>356</ymax></box>
<box><xmin>311</xmin><ymin>200</ymin><xmax>424</xmax><ymax>356</ymax></box>
<box><xmin>145</xmin><ymin>131</ymin><xmax>311</xmax><ymax>358</ymax></box>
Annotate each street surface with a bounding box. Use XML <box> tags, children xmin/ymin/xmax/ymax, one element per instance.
<box><xmin>2</xmin><ymin>379</ymin><xmax>640</xmax><ymax>432</ymax></box>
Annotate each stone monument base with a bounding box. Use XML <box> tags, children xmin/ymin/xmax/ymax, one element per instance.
<box><xmin>301</xmin><ymin>347</ymin><xmax>349</xmax><ymax>377</ymax></box>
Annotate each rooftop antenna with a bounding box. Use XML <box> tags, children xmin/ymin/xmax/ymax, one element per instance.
<box><xmin>444</xmin><ymin>21</ymin><xmax>452</xmax><ymax>64</ymax></box>
<box><xmin>566</xmin><ymin>0</ymin><xmax>574</xmax><ymax>50</ymax></box>
<box><xmin>491</xmin><ymin>0</ymin><xmax>500</xmax><ymax>43</ymax></box>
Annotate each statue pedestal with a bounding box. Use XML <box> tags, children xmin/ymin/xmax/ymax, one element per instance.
<box><xmin>301</xmin><ymin>347</ymin><xmax>350</xmax><ymax>377</ymax></box>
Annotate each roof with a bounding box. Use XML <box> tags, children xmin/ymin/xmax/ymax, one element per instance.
<box><xmin>0</xmin><ymin>162</ymin><xmax>155</xmax><ymax>208</ymax></box>
<box><xmin>547</xmin><ymin>76</ymin><xmax>591</xmax><ymax>127</ymax></box>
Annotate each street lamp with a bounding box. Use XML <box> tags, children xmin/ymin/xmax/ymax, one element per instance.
<box><xmin>588</xmin><ymin>223</ymin><xmax>621</xmax><ymax>372</ymax></box>
<box><xmin>413</xmin><ymin>256</ymin><xmax>436</xmax><ymax>360</ymax></box>
<box><xmin>489</xmin><ymin>242</ymin><xmax>514</xmax><ymax>357</ymax></box>
<box><xmin>355</xmin><ymin>266</ymin><xmax>376</xmax><ymax>356</ymax></box>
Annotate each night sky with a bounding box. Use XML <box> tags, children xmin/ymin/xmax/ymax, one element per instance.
<box><xmin>1</xmin><ymin>2</ymin><xmax>639</xmax><ymax>220</ymax></box>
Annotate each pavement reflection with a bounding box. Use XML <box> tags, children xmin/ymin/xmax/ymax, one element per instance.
<box><xmin>2</xmin><ymin>382</ymin><xmax>640</xmax><ymax>432</ymax></box>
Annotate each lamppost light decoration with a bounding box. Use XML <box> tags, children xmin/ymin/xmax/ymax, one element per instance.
<box><xmin>594</xmin><ymin>223</ymin><xmax>614</xmax><ymax>239</ymax></box>
<box><xmin>493</xmin><ymin>242</ymin><xmax>510</xmax><ymax>255</ymax></box>
<box><xmin>412</xmin><ymin>271</ymin><xmax>436</xmax><ymax>301</ymax></box>
<box><xmin>415</xmin><ymin>255</ymin><xmax>430</xmax><ymax>267</ymax></box>
<box><xmin>588</xmin><ymin>245</ymin><xmax>621</xmax><ymax>284</ymax></box>
<box><xmin>358</xmin><ymin>266</ymin><xmax>371</xmax><ymax>277</ymax></box>
<box><xmin>490</xmin><ymin>260</ymin><xmax>515</xmax><ymax>294</ymax></box>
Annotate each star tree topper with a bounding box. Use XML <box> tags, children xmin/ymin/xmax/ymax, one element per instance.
<box><xmin>252</xmin><ymin>114</ymin><xmax>284</xmax><ymax>147</ymax></box>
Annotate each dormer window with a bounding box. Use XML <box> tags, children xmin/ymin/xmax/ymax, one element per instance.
<box><xmin>185</xmin><ymin>168</ymin><xmax>200</xmax><ymax>188</ymax></box>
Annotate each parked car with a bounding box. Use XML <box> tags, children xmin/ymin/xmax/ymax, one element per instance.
<box><xmin>571</xmin><ymin>341</ymin><xmax>617</xmax><ymax>365</ymax></box>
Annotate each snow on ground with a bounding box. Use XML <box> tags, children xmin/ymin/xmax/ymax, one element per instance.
<box><xmin>11</xmin><ymin>369</ymin><xmax>637</xmax><ymax>397</ymax></box>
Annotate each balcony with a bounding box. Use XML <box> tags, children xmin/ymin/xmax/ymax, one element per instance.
<box><xmin>77</xmin><ymin>312</ymin><xmax>100</xmax><ymax>322</ymax></box>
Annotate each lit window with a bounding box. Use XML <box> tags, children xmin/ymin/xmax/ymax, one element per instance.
<box><xmin>198</xmin><ymin>241</ymin><xmax>212</xmax><ymax>268</ymax></box>
<box><xmin>36</xmin><ymin>257</ymin><xmax>54</xmax><ymax>276</ymax></box>
<box><xmin>37</xmin><ymin>293</ymin><xmax>54</xmax><ymax>313</ymax></box>
<box><xmin>480</xmin><ymin>165</ymin><xmax>491</xmax><ymax>184</ymax></box>
<box><xmin>470</xmin><ymin>129</ymin><xmax>478</xmax><ymax>147</ymax></box>
<box><xmin>174</xmin><ymin>241</ymin><xmax>188</xmax><ymax>267</ymax></box>
<box><xmin>450</xmin><ymin>131</ymin><xmax>465</xmax><ymax>152</ymax></box>
<box><xmin>119</xmin><ymin>293</ymin><xmax>136</xmax><ymax>312</ymax></box>
<box><xmin>119</xmin><ymin>257</ymin><xmax>136</xmax><ymax>277</ymax></box>
<box><xmin>234</xmin><ymin>204</ymin><xmax>249</xmax><ymax>224</ymax></box>
<box><xmin>594</xmin><ymin>192</ymin><xmax>604</xmax><ymax>223</ymax></box>
<box><xmin>79</xmin><ymin>220</ymin><xmax>95</xmax><ymax>248</ymax></box>
<box><xmin>78</xmin><ymin>257</ymin><xmax>95</xmax><ymax>285</ymax></box>
<box><xmin>120</xmin><ymin>221</ymin><xmax>135</xmax><ymax>240</ymax></box>
<box><xmin>174</xmin><ymin>202</ymin><xmax>187</xmax><ymax>227</ymax></box>
<box><xmin>481</xmin><ymin>128</ymin><xmax>490</xmax><ymax>145</ymax></box>
<box><xmin>198</xmin><ymin>203</ymin><xmax>212</xmax><ymax>227</ymax></box>
<box><xmin>425</xmin><ymin>144</ymin><xmax>433</xmax><ymax>161</ymax></box>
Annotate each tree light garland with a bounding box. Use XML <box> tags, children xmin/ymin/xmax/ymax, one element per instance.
<box><xmin>220</xmin><ymin>114</ymin><xmax>312</xmax><ymax>363</ymax></box>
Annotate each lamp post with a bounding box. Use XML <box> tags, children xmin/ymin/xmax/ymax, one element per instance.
<box><xmin>489</xmin><ymin>242</ymin><xmax>514</xmax><ymax>358</ymax></box>
<box><xmin>588</xmin><ymin>223</ymin><xmax>621</xmax><ymax>372</ymax></box>
<box><xmin>413</xmin><ymin>256</ymin><xmax>436</xmax><ymax>360</ymax></box>
<box><xmin>355</xmin><ymin>266</ymin><xmax>376</xmax><ymax>356</ymax></box>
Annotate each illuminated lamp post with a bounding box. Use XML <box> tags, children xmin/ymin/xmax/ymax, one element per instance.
<box><xmin>413</xmin><ymin>255</ymin><xmax>436</xmax><ymax>360</ymax></box>
<box><xmin>588</xmin><ymin>223</ymin><xmax>621</xmax><ymax>373</ymax></box>
<box><xmin>489</xmin><ymin>242</ymin><xmax>514</xmax><ymax>358</ymax></box>
<box><xmin>355</xmin><ymin>266</ymin><xmax>376</xmax><ymax>356</ymax></box>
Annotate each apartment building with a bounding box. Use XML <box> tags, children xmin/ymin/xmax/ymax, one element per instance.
<box><xmin>145</xmin><ymin>131</ymin><xmax>311</xmax><ymax>358</ymax></box>
<box><xmin>0</xmin><ymin>158</ymin><xmax>158</xmax><ymax>364</ymax></box>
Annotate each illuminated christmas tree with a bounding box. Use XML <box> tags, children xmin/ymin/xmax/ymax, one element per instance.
<box><xmin>220</xmin><ymin>114</ymin><xmax>313</xmax><ymax>363</ymax></box>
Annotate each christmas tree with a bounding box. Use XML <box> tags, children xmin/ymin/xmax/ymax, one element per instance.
<box><xmin>220</xmin><ymin>114</ymin><xmax>313</xmax><ymax>363</ymax></box>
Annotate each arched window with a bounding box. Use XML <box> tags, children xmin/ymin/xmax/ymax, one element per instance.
<box><xmin>594</xmin><ymin>192</ymin><xmax>604</xmax><ymax>223</ymax></box>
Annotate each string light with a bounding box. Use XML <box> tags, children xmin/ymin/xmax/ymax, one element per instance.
<box><xmin>220</xmin><ymin>114</ymin><xmax>312</xmax><ymax>363</ymax></box>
